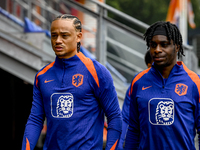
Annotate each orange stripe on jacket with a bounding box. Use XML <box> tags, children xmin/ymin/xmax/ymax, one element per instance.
<box><xmin>129</xmin><ymin>68</ymin><xmax>151</xmax><ymax>96</ymax></box>
<box><xmin>110</xmin><ymin>139</ymin><xmax>118</xmax><ymax>150</ymax></box>
<box><xmin>182</xmin><ymin>62</ymin><xmax>200</xmax><ymax>102</ymax></box>
<box><xmin>77</xmin><ymin>52</ymin><xmax>99</xmax><ymax>87</ymax></box>
<box><xmin>26</xmin><ymin>138</ymin><xmax>30</xmax><ymax>150</ymax></box>
<box><xmin>36</xmin><ymin>61</ymin><xmax>55</xmax><ymax>87</ymax></box>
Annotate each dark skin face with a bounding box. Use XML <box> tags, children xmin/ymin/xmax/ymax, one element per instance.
<box><xmin>149</xmin><ymin>35</ymin><xmax>179</xmax><ymax>79</ymax></box>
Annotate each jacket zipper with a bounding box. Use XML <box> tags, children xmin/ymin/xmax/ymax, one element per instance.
<box><xmin>61</xmin><ymin>60</ymin><xmax>65</xmax><ymax>88</ymax></box>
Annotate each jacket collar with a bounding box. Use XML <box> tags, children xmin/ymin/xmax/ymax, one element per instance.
<box><xmin>151</xmin><ymin>61</ymin><xmax>184</xmax><ymax>79</ymax></box>
<box><xmin>54</xmin><ymin>53</ymin><xmax>81</xmax><ymax>68</ymax></box>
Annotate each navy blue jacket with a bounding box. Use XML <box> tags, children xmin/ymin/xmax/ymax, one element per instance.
<box><xmin>22</xmin><ymin>52</ymin><xmax>122</xmax><ymax>150</ymax></box>
<box><xmin>125</xmin><ymin>62</ymin><xmax>200</xmax><ymax>150</ymax></box>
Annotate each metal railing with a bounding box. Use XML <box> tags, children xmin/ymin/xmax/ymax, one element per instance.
<box><xmin>8</xmin><ymin>0</ymin><xmax>197</xmax><ymax>82</ymax></box>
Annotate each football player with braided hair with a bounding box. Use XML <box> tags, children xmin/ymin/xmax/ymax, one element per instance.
<box><xmin>124</xmin><ymin>21</ymin><xmax>200</xmax><ymax>149</ymax></box>
<box><xmin>22</xmin><ymin>14</ymin><xmax>122</xmax><ymax>150</ymax></box>
<box><xmin>53</xmin><ymin>14</ymin><xmax>82</xmax><ymax>52</ymax></box>
<box><xmin>144</xmin><ymin>21</ymin><xmax>184</xmax><ymax>59</ymax></box>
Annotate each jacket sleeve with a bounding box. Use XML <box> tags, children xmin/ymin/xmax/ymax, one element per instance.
<box><xmin>195</xmin><ymin>75</ymin><xmax>200</xmax><ymax>150</ymax></box>
<box><xmin>124</xmin><ymin>81</ymin><xmax>140</xmax><ymax>149</ymax></box>
<box><xmin>22</xmin><ymin>76</ymin><xmax>45</xmax><ymax>150</ymax></box>
<box><xmin>95</xmin><ymin>64</ymin><xmax>122</xmax><ymax>150</ymax></box>
<box><xmin>117</xmin><ymin>87</ymin><xmax>131</xmax><ymax>150</ymax></box>
<box><xmin>197</xmin><ymin>103</ymin><xmax>200</xmax><ymax>150</ymax></box>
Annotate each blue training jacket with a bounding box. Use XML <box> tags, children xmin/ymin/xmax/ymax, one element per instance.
<box><xmin>22</xmin><ymin>52</ymin><xmax>122</xmax><ymax>150</ymax></box>
<box><xmin>117</xmin><ymin>87</ymin><xmax>130</xmax><ymax>150</ymax></box>
<box><xmin>125</xmin><ymin>62</ymin><xmax>200</xmax><ymax>150</ymax></box>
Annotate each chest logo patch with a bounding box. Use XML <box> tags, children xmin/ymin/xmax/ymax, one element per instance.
<box><xmin>72</xmin><ymin>74</ymin><xmax>83</xmax><ymax>87</ymax></box>
<box><xmin>51</xmin><ymin>93</ymin><xmax>74</xmax><ymax>118</ymax></box>
<box><xmin>175</xmin><ymin>83</ymin><xmax>188</xmax><ymax>96</ymax></box>
<box><xmin>148</xmin><ymin>98</ymin><xmax>174</xmax><ymax>125</ymax></box>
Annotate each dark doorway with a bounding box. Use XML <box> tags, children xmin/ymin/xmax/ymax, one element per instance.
<box><xmin>1</xmin><ymin>68</ymin><xmax>33</xmax><ymax>149</ymax></box>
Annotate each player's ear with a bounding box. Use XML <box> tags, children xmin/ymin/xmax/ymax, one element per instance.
<box><xmin>76</xmin><ymin>32</ymin><xmax>82</xmax><ymax>43</ymax></box>
<box><xmin>175</xmin><ymin>44</ymin><xmax>180</xmax><ymax>53</ymax></box>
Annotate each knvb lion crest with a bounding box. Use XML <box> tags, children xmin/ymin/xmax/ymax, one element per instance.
<box><xmin>148</xmin><ymin>98</ymin><xmax>174</xmax><ymax>125</ymax></box>
<box><xmin>155</xmin><ymin>101</ymin><xmax>174</xmax><ymax>125</ymax></box>
<box><xmin>56</xmin><ymin>94</ymin><xmax>73</xmax><ymax>118</ymax></box>
<box><xmin>175</xmin><ymin>83</ymin><xmax>188</xmax><ymax>96</ymax></box>
<box><xmin>51</xmin><ymin>93</ymin><xmax>74</xmax><ymax>118</ymax></box>
<box><xmin>72</xmin><ymin>74</ymin><xmax>83</xmax><ymax>87</ymax></box>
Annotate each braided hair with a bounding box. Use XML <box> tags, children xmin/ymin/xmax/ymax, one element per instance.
<box><xmin>53</xmin><ymin>14</ymin><xmax>82</xmax><ymax>52</ymax></box>
<box><xmin>144</xmin><ymin>21</ymin><xmax>184</xmax><ymax>59</ymax></box>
